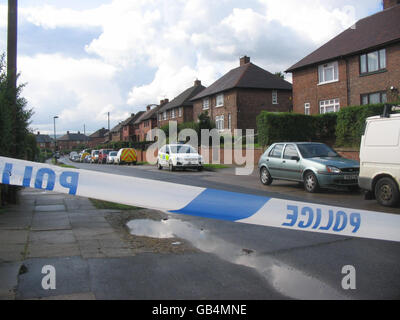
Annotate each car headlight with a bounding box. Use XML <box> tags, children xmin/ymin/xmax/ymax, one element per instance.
<box><xmin>326</xmin><ymin>166</ymin><xmax>341</xmax><ymax>174</ymax></box>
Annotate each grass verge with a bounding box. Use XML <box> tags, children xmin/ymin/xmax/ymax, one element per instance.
<box><xmin>89</xmin><ymin>198</ymin><xmax>141</xmax><ymax>211</ymax></box>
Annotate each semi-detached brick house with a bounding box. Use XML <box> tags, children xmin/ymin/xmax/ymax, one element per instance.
<box><xmin>286</xmin><ymin>0</ymin><xmax>400</xmax><ymax>115</ymax></box>
<box><xmin>133</xmin><ymin>104</ymin><xmax>162</xmax><ymax>142</ymax></box>
<box><xmin>121</xmin><ymin>112</ymin><xmax>145</xmax><ymax>142</ymax></box>
<box><xmin>158</xmin><ymin>80</ymin><xmax>206</xmax><ymax>127</ymax></box>
<box><xmin>57</xmin><ymin>131</ymin><xmax>89</xmax><ymax>151</ymax></box>
<box><xmin>88</xmin><ymin>127</ymin><xmax>109</xmax><ymax>148</ymax></box>
<box><xmin>191</xmin><ymin>56</ymin><xmax>293</xmax><ymax>133</ymax></box>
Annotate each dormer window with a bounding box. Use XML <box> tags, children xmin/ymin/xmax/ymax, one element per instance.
<box><xmin>318</xmin><ymin>61</ymin><xmax>339</xmax><ymax>84</ymax></box>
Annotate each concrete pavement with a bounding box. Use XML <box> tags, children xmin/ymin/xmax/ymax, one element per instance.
<box><xmin>0</xmin><ymin>188</ymin><xmax>286</xmax><ymax>300</ymax></box>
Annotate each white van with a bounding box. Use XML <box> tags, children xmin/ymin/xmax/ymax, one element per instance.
<box><xmin>359</xmin><ymin>108</ymin><xmax>400</xmax><ymax>207</ymax></box>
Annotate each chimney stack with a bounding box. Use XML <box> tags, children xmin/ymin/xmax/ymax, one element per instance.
<box><xmin>383</xmin><ymin>0</ymin><xmax>400</xmax><ymax>9</ymax></box>
<box><xmin>67</xmin><ymin>131</ymin><xmax>70</xmax><ymax>135</ymax></box>
<box><xmin>37</xmin><ymin>131</ymin><xmax>40</xmax><ymax>135</ymax></box>
<box><xmin>240</xmin><ymin>56</ymin><xmax>250</xmax><ymax>66</ymax></box>
<box><xmin>146</xmin><ymin>105</ymin><xmax>151</xmax><ymax>111</ymax></box>
<box><xmin>194</xmin><ymin>79</ymin><xmax>201</xmax><ymax>86</ymax></box>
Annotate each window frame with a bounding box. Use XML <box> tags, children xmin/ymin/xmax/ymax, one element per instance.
<box><xmin>283</xmin><ymin>144</ymin><xmax>300</xmax><ymax>160</ymax></box>
<box><xmin>216</xmin><ymin>94</ymin><xmax>224</xmax><ymax>107</ymax></box>
<box><xmin>178</xmin><ymin>107</ymin><xmax>182</xmax><ymax>117</ymax></box>
<box><xmin>319</xmin><ymin>99</ymin><xmax>340</xmax><ymax>114</ymax></box>
<box><xmin>202</xmin><ymin>98</ymin><xmax>210</xmax><ymax>110</ymax></box>
<box><xmin>360</xmin><ymin>91</ymin><xmax>387</xmax><ymax>105</ymax></box>
<box><xmin>215</xmin><ymin>115</ymin><xmax>225</xmax><ymax>131</ymax></box>
<box><xmin>269</xmin><ymin>144</ymin><xmax>284</xmax><ymax>159</ymax></box>
<box><xmin>171</xmin><ymin>108</ymin><xmax>176</xmax><ymax>119</ymax></box>
<box><xmin>304</xmin><ymin>103</ymin><xmax>311</xmax><ymax>115</ymax></box>
<box><xmin>359</xmin><ymin>49</ymin><xmax>387</xmax><ymax>75</ymax></box>
<box><xmin>318</xmin><ymin>61</ymin><xmax>339</xmax><ymax>85</ymax></box>
<box><xmin>272</xmin><ymin>90</ymin><xmax>278</xmax><ymax>105</ymax></box>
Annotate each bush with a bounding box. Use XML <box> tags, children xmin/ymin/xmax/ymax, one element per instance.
<box><xmin>257</xmin><ymin>112</ymin><xmax>337</xmax><ymax>147</ymax></box>
<box><xmin>335</xmin><ymin>103</ymin><xmax>397</xmax><ymax>147</ymax></box>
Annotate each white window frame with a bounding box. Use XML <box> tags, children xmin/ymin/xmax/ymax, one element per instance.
<box><xmin>216</xmin><ymin>115</ymin><xmax>224</xmax><ymax>131</ymax></box>
<box><xmin>216</xmin><ymin>94</ymin><xmax>224</xmax><ymax>107</ymax></box>
<box><xmin>318</xmin><ymin>61</ymin><xmax>339</xmax><ymax>85</ymax></box>
<box><xmin>203</xmin><ymin>98</ymin><xmax>210</xmax><ymax>110</ymax></box>
<box><xmin>304</xmin><ymin>103</ymin><xmax>311</xmax><ymax>115</ymax></box>
<box><xmin>163</xmin><ymin>111</ymin><xmax>167</xmax><ymax>120</ymax></box>
<box><xmin>178</xmin><ymin>107</ymin><xmax>182</xmax><ymax>117</ymax></box>
<box><xmin>319</xmin><ymin>99</ymin><xmax>340</xmax><ymax>114</ymax></box>
<box><xmin>272</xmin><ymin>90</ymin><xmax>278</xmax><ymax>105</ymax></box>
<box><xmin>228</xmin><ymin>113</ymin><xmax>231</xmax><ymax>130</ymax></box>
<box><xmin>171</xmin><ymin>109</ymin><xmax>176</xmax><ymax>119</ymax></box>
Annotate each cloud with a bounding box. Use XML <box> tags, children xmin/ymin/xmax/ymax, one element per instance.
<box><xmin>0</xmin><ymin>0</ymin><xmax>382</xmax><ymax>134</ymax></box>
<box><xmin>18</xmin><ymin>54</ymin><xmax>127</xmax><ymax>134</ymax></box>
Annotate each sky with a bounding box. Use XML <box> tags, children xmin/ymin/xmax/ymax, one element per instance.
<box><xmin>0</xmin><ymin>0</ymin><xmax>382</xmax><ymax>135</ymax></box>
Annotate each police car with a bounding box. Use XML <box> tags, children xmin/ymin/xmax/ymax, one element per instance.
<box><xmin>157</xmin><ymin>144</ymin><xmax>203</xmax><ymax>171</ymax></box>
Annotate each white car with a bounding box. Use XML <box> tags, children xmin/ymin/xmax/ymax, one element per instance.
<box><xmin>69</xmin><ymin>151</ymin><xmax>78</xmax><ymax>160</ymax></box>
<box><xmin>157</xmin><ymin>144</ymin><xmax>203</xmax><ymax>171</ymax></box>
<box><xmin>359</xmin><ymin>106</ymin><xmax>400</xmax><ymax>207</ymax></box>
<box><xmin>107</xmin><ymin>151</ymin><xmax>118</xmax><ymax>164</ymax></box>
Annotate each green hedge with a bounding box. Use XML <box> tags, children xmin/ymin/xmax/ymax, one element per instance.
<box><xmin>335</xmin><ymin>103</ymin><xmax>398</xmax><ymax>147</ymax></box>
<box><xmin>257</xmin><ymin>112</ymin><xmax>337</xmax><ymax>146</ymax></box>
<box><xmin>257</xmin><ymin>103</ymin><xmax>399</xmax><ymax>148</ymax></box>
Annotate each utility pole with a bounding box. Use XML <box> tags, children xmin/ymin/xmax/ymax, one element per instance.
<box><xmin>5</xmin><ymin>0</ymin><xmax>18</xmax><ymax>204</ymax></box>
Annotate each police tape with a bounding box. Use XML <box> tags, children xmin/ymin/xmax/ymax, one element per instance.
<box><xmin>1</xmin><ymin>156</ymin><xmax>400</xmax><ymax>243</ymax></box>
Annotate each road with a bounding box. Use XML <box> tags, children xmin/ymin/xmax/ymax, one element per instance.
<box><xmin>58</xmin><ymin>157</ymin><xmax>400</xmax><ymax>299</ymax></box>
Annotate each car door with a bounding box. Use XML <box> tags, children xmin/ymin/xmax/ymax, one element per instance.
<box><xmin>267</xmin><ymin>144</ymin><xmax>284</xmax><ymax>178</ymax></box>
<box><xmin>281</xmin><ymin>144</ymin><xmax>302</xmax><ymax>181</ymax></box>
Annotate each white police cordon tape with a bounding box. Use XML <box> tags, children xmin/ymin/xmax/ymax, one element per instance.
<box><xmin>1</xmin><ymin>156</ymin><xmax>400</xmax><ymax>243</ymax></box>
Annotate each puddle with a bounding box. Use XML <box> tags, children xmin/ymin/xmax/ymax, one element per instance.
<box><xmin>127</xmin><ymin>218</ymin><xmax>348</xmax><ymax>300</ymax></box>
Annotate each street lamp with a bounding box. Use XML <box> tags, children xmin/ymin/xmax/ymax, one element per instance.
<box><xmin>53</xmin><ymin>116</ymin><xmax>59</xmax><ymax>162</ymax></box>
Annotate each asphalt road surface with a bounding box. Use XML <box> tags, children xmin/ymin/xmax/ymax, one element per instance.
<box><xmin>57</xmin><ymin>157</ymin><xmax>400</xmax><ymax>299</ymax></box>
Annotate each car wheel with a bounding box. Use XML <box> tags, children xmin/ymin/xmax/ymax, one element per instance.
<box><xmin>197</xmin><ymin>166</ymin><xmax>203</xmax><ymax>172</ymax></box>
<box><xmin>375</xmin><ymin>177</ymin><xmax>400</xmax><ymax>207</ymax></box>
<box><xmin>157</xmin><ymin>161</ymin><xmax>163</xmax><ymax>170</ymax></box>
<box><xmin>260</xmin><ymin>167</ymin><xmax>273</xmax><ymax>186</ymax></box>
<box><xmin>169</xmin><ymin>162</ymin><xmax>175</xmax><ymax>172</ymax></box>
<box><xmin>304</xmin><ymin>172</ymin><xmax>320</xmax><ymax>193</ymax></box>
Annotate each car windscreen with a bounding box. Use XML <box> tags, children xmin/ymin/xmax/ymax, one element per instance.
<box><xmin>169</xmin><ymin>146</ymin><xmax>197</xmax><ymax>154</ymax></box>
<box><xmin>297</xmin><ymin>144</ymin><xmax>339</xmax><ymax>159</ymax></box>
<box><xmin>109</xmin><ymin>152</ymin><xmax>117</xmax><ymax>156</ymax></box>
<box><xmin>93</xmin><ymin>151</ymin><xmax>99</xmax><ymax>155</ymax></box>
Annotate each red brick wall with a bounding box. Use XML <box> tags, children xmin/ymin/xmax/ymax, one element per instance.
<box><xmin>237</xmin><ymin>88</ymin><xmax>292</xmax><ymax>130</ymax></box>
<box><xmin>292</xmin><ymin>42</ymin><xmax>400</xmax><ymax>114</ymax></box>
<box><xmin>193</xmin><ymin>89</ymin><xmax>292</xmax><ymax>132</ymax></box>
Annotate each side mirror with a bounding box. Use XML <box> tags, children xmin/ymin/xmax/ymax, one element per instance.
<box><xmin>291</xmin><ymin>156</ymin><xmax>300</xmax><ymax>162</ymax></box>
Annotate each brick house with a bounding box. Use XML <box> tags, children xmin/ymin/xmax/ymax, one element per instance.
<box><xmin>158</xmin><ymin>80</ymin><xmax>206</xmax><ymax>127</ymax></box>
<box><xmin>133</xmin><ymin>104</ymin><xmax>162</xmax><ymax>142</ymax></box>
<box><xmin>121</xmin><ymin>112</ymin><xmax>145</xmax><ymax>142</ymax></box>
<box><xmin>110</xmin><ymin>123</ymin><xmax>124</xmax><ymax>142</ymax></box>
<box><xmin>35</xmin><ymin>132</ymin><xmax>53</xmax><ymax>150</ymax></box>
<box><xmin>286</xmin><ymin>1</ymin><xmax>400</xmax><ymax>115</ymax></box>
<box><xmin>191</xmin><ymin>56</ymin><xmax>293</xmax><ymax>133</ymax></box>
<box><xmin>57</xmin><ymin>131</ymin><xmax>89</xmax><ymax>151</ymax></box>
<box><xmin>88</xmin><ymin>127</ymin><xmax>109</xmax><ymax>148</ymax></box>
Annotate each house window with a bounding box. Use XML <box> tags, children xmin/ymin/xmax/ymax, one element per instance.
<box><xmin>320</xmin><ymin>99</ymin><xmax>340</xmax><ymax>114</ymax></box>
<box><xmin>304</xmin><ymin>103</ymin><xmax>311</xmax><ymax>115</ymax></box>
<box><xmin>203</xmin><ymin>98</ymin><xmax>210</xmax><ymax>110</ymax></box>
<box><xmin>228</xmin><ymin>113</ymin><xmax>231</xmax><ymax>130</ymax></box>
<box><xmin>159</xmin><ymin>113</ymin><xmax>162</xmax><ymax>121</ymax></box>
<box><xmin>171</xmin><ymin>109</ymin><xmax>176</xmax><ymax>119</ymax></box>
<box><xmin>360</xmin><ymin>49</ymin><xmax>386</xmax><ymax>74</ymax></box>
<box><xmin>216</xmin><ymin>115</ymin><xmax>224</xmax><ymax>131</ymax></box>
<box><xmin>163</xmin><ymin>111</ymin><xmax>167</xmax><ymax>120</ymax></box>
<box><xmin>178</xmin><ymin>107</ymin><xmax>182</xmax><ymax>117</ymax></box>
<box><xmin>272</xmin><ymin>90</ymin><xmax>278</xmax><ymax>104</ymax></box>
<box><xmin>216</xmin><ymin>94</ymin><xmax>224</xmax><ymax>107</ymax></box>
<box><xmin>318</xmin><ymin>61</ymin><xmax>339</xmax><ymax>84</ymax></box>
<box><xmin>361</xmin><ymin>91</ymin><xmax>387</xmax><ymax>105</ymax></box>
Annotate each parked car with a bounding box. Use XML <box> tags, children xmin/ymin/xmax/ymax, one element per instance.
<box><xmin>258</xmin><ymin>142</ymin><xmax>360</xmax><ymax>193</ymax></box>
<box><xmin>116</xmin><ymin>148</ymin><xmax>138</xmax><ymax>165</ymax></box>
<box><xmin>98</xmin><ymin>149</ymin><xmax>113</xmax><ymax>164</ymax></box>
<box><xmin>91</xmin><ymin>150</ymin><xmax>99</xmax><ymax>163</ymax></box>
<box><xmin>107</xmin><ymin>151</ymin><xmax>118</xmax><ymax>164</ymax></box>
<box><xmin>69</xmin><ymin>151</ymin><xmax>78</xmax><ymax>160</ymax></box>
<box><xmin>157</xmin><ymin>144</ymin><xmax>203</xmax><ymax>171</ymax></box>
<box><xmin>71</xmin><ymin>154</ymin><xmax>80</xmax><ymax>162</ymax></box>
<box><xmin>359</xmin><ymin>107</ymin><xmax>400</xmax><ymax>207</ymax></box>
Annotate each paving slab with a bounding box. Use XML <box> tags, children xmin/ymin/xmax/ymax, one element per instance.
<box><xmin>27</xmin><ymin>244</ymin><xmax>81</xmax><ymax>259</ymax></box>
<box><xmin>35</xmin><ymin>205</ymin><xmax>66</xmax><ymax>212</ymax></box>
<box><xmin>0</xmin><ymin>230</ymin><xmax>29</xmax><ymax>245</ymax></box>
<box><xmin>0</xmin><ymin>262</ymin><xmax>22</xmax><ymax>300</ymax></box>
<box><xmin>29</xmin><ymin>230</ymin><xmax>76</xmax><ymax>245</ymax></box>
<box><xmin>0</xmin><ymin>244</ymin><xmax>26</xmax><ymax>262</ymax></box>
<box><xmin>31</xmin><ymin>215</ymin><xmax>71</xmax><ymax>231</ymax></box>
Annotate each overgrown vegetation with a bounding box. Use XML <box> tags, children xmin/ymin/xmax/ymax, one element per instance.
<box><xmin>0</xmin><ymin>54</ymin><xmax>34</xmax><ymax>205</ymax></box>
<box><xmin>257</xmin><ymin>112</ymin><xmax>337</xmax><ymax>147</ymax></box>
<box><xmin>89</xmin><ymin>198</ymin><xmax>141</xmax><ymax>211</ymax></box>
<box><xmin>257</xmin><ymin>103</ymin><xmax>399</xmax><ymax>148</ymax></box>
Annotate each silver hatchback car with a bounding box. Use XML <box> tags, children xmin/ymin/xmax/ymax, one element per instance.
<box><xmin>258</xmin><ymin>142</ymin><xmax>360</xmax><ymax>193</ymax></box>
